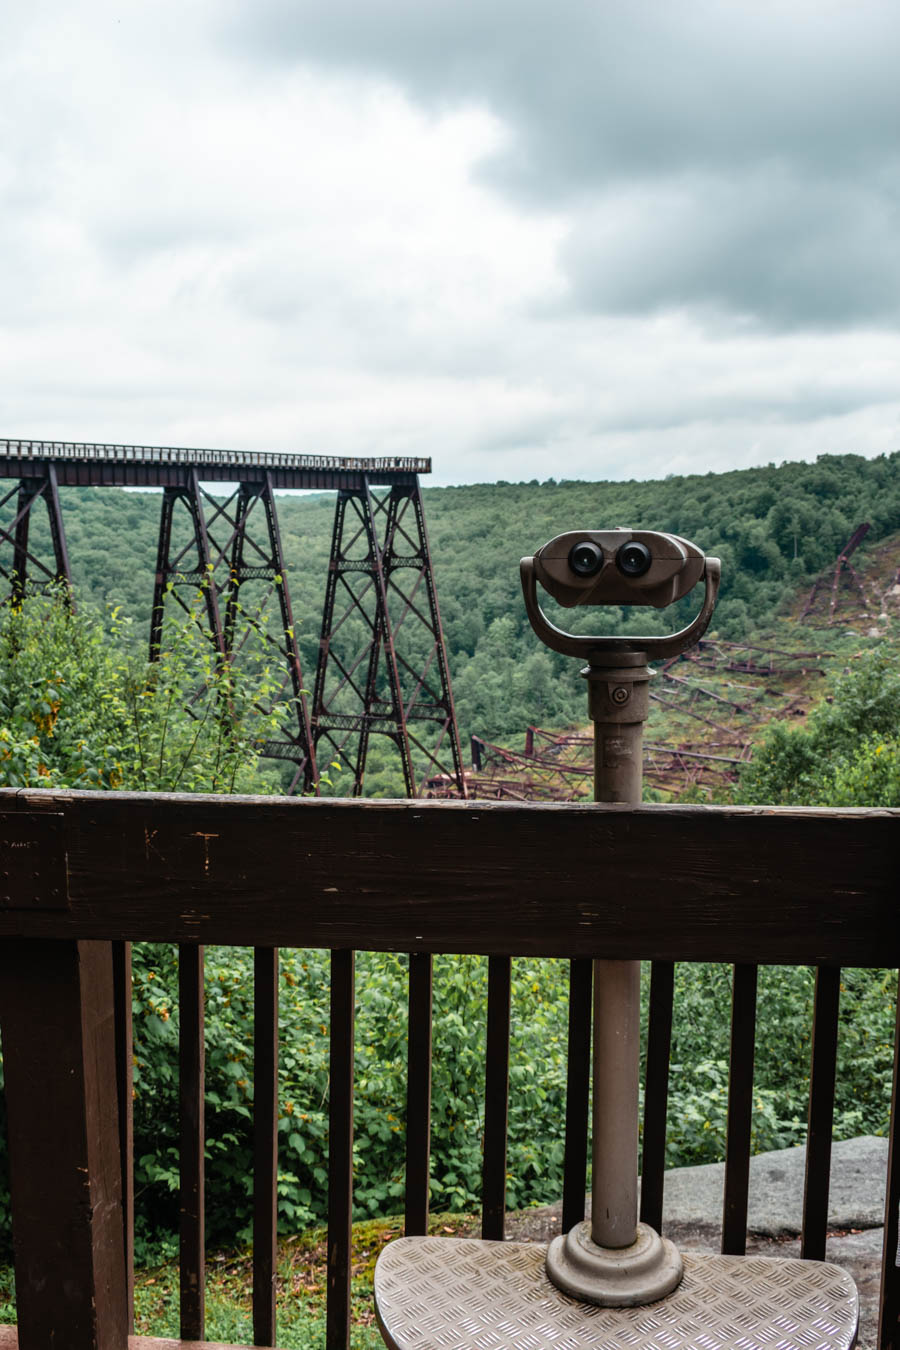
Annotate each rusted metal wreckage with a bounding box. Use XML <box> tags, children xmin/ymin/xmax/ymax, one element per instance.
<box><xmin>429</xmin><ymin>630</ymin><xmax>829</xmax><ymax>802</ymax></box>
<box><xmin>801</xmin><ymin>522</ymin><xmax>872</xmax><ymax>623</ymax></box>
<box><xmin>0</xmin><ymin>438</ymin><xmax>465</xmax><ymax>798</ymax></box>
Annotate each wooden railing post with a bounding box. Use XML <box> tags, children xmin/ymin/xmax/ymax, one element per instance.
<box><xmin>0</xmin><ymin>938</ymin><xmax>128</xmax><ymax>1349</ymax></box>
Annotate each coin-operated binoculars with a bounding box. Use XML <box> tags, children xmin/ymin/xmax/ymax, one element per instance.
<box><xmin>373</xmin><ymin>528</ymin><xmax>858</xmax><ymax>1350</ymax></box>
<box><xmin>522</xmin><ymin>530</ymin><xmax>720</xmax><ymax>1304</ymax></box>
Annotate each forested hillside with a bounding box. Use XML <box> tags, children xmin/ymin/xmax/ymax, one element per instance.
<box><xmin>9</xmin><ymin>450</ymin><xmax>900</xmax><ymax>764</ymax></box>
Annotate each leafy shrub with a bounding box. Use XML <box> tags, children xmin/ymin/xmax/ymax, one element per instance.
<box><xmin>738</xmin><ymin>648</ymin><xmax>900</xmax><ymax>806</ymax></box>
<box><xmin>0</xmin><ymin>587</ymin><xmax>290</xmax><ymax>794</ymax></box>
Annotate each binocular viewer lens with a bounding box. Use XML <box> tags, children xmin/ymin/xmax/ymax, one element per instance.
<box><xmin>568</xmin><ymin>539</ymin><xmax>653</xmax><ymax>579</ymax></box>
<box><xmin>616</xmin><ymin>540</ymin><xmax>652</xmax><ymax>577</ymax></box>
<box><xmin>568</xmin><ymin>541</ymin><xmax>604</xmax><ymax>576</ymax></box>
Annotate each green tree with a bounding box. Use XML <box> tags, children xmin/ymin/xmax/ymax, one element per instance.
<box><xmin>0</xmin><ymin>587</ymin><xmax>289</xmax><ymax>794</ymax></box>
<box><xmin>737</xmin><ymin>649</ymin><xmax>900</xmax><ymax>806</ymax></box>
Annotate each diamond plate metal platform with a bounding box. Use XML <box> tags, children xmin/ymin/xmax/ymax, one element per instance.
<box><xmin>374</xmin><ymin>1237</ymin><xmax>858</xmax><ymax>1350</ymax></box>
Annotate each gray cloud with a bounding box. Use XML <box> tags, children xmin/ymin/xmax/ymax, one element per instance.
<box><xmin>559</xmin><ymin>168</ymin><xmax>900</xmax><ymax>329</ymax></box>
<box><xmin>224</xmin><ymin>0</ymin><xmax>900</xmax><ymax>330</ymax></box>
<box><xmin>226</xmin><ymin>1</ymin><xmax>900</xmax><ymax>187</ymax></box>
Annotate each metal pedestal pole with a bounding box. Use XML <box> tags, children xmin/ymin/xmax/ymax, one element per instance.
<box><xmin>374</xmin><ymin>562</ymin><xmax>858</xmax><ymax>1348</ymax></box>
<box><xmin>545</xmin><ymin>653</ymin><xmax>682</xmax><ymax>1306</ymax></box>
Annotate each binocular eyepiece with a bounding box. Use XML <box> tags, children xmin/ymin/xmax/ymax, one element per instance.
<box><xmin>521</xmin><ymin>528</ymin><xmax>721</xmax><ymax>660</ymax></box>
<box><xmin>533</xmin><ymin>528</ymin><xmax>705</xmax><ymax>610</ymax></box>
<box><xmin>569</xmin><ymin>538</ymin><xmax>652</xmax><ymax>580</ymax></box>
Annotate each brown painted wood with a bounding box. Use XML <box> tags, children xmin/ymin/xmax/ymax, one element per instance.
<box><xmin>721</xmin><ymin>963</ymin><xmax>758</xmax><ymax>1255</ymax></box>
<box><xmin>640</xmin><ymin>959</ymin><xmax>675</xmax><ymax>1234</ymax></box>
<box><xmin>252</xmin><ymin>948</ymin><xmax>279</xmax><ymax>1346</ymax></box>
<box><xmin>878</xmin><ymin>984</ymin><xmax>900</xmax><ymax>1350</ymax></box>
<box><xmin>562</xmin><ymin>958</ymin><xmax>592</xmax><ymax>1231</ymax></box>
<box><xmin>482</xmin><ymin>955</ymin><xmax>511</xmax><ymax>1241</ymax></box>
<box><xmin>0</xmin><ymin>794</ymin><xmax>895</xmax><ymax>963</ymax></box>
<box><xmin>0</xmin><ymin>939</ymin><xmax>128</xmax><ymax>1348</ymax></box>
<box><xmin>801</xmin><ymin>965</ymin><xmax>841</xmax><ymax>1261</ymax></box>
<box><xmin>113</xmin><ymin>939</ymin><xmax>136</xmax><ymax>1331</ymax></box>
<box><xmin>327</xmin><ymin>950</ymin><xmax>355</xmax><ymax>1350</ymax></box>
<box><xmin>404</xmin><ymin>953</ymin><xmax>433</xmax><ymax>1235</ymax></box>
<box><xmin>179</xmin><ymin>944</ymin><xmax>206</xmax><ymax>1341</ymax></box>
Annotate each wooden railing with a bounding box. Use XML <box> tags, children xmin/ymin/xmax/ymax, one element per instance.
<box><xmin>0</xmin><ymin>789</ymin><xmax>897</xmax><ymax>1349</ymax></box>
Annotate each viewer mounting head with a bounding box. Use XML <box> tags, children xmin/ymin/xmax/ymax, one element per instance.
<box><xmin>520</xmin><ymin>527</ymin><xmax>721</xmax><ymax>663</ymax></box>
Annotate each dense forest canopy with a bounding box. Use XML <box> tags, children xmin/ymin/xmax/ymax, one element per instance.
<box><xmin>6</xmin><ymin>450</ymin><xmax>900</xmax><ymax>767</ymax></box>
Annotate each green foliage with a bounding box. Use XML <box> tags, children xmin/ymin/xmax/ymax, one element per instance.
<box><xmin>738</xmin><ymin>648</ymin><xmax>900</xmax><ymax>805</ymax></box>
<box><xmin>0</xmin><ymin>588</ymin><xmax>289</xmax><ymax>794</ymax></box>
<box><xmin>123</xmin><ymin>949</ymin><xmax>571</xmax><ymax>1259</ymax></box>
<box><xmin>0</xmin><ymin>586</ymin><xmax>133</xmax><ymax>788</ymax></box>
<box><xmin>662</xmin><ymin>964</ymin><xmax>896</xmax><ymax>1166</ymax></box>
<box><xmin>7</xmin><ymin>451</ymin><xmax>899</xmax><ymax>750</ymax></box>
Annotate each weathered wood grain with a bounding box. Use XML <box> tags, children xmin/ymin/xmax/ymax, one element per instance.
<box><xmin>0</xmin><ymin>940</ymin><xmax>127</xmax><ymax>1349</ymax></box>
<box><xmin>326</xmin><ymin>950</ymin><xmax>355</xmax><ymax>1350</ymax></box>
<box><xmin>878</xmin><ymin>991</ymin><xmax>900</xmax><ymax>1350</ymax></box>
<box><xmin>640</xmin><ymin>959</ymin><xmax>675</xmax><ymax>1234</ymax></box>
<box><xmin>0</xmin><ymin>791</ymin><xmax>896</xmax><ymax>963</ymax></box>
<box><xmin>112</xmin><ymin>939</ymin><xmax>135</xmax><ymax>1332</ymax></box>
<box><xmin>252</xmin><ymin>948</ymin><xmax>279</xmax><ymax>1348</ymax></box>
<box><xmin>561</xmin><ymin>958</ymin><xmax>592</xmax><ymax>1232</ymax></box>
<box><xmin>801</xmin><ymin>965</ymin><xmax>841</xmax><ymax>1261</ymax></box>
<box><xmin>404</xmin><ymin>952</ymin><xmax>433</xmax><ymax>1236</ymax></box>
<box><xmin>722</xmin><ymin>963</ymin><xmax>758</xmax><ymax>1255</ymax></box>
<box><xmin>482</xmin><ymin>955</ymin><xmax>511</xmax><ymax>1240</ymax></box>
<box><xmin>179</xmin><ymin>945</ymin><xmax>206</xmax><ymax>1341</ymax></box>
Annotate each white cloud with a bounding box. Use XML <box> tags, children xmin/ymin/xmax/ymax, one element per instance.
<box><xmin>0</xmin><ymin>0</ymin><xmax>898</xmax><ymax>485</ymax></box>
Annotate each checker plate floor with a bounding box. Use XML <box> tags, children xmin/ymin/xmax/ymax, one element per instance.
<box><xmin>374</xmin><ymin>1237</ymin><xmax>858</xmax><ymax>1350</ymax></box>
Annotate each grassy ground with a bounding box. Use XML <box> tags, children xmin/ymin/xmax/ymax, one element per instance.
<box><xmin>0</xmin><ymin>1213</ymin><xmax>474</xmax><ymax>1348</ymax></box>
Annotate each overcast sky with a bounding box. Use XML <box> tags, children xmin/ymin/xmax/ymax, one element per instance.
<box><xmin>2</xmin><ymin>0</ymin><xmax>899</xmax><ymax>485</ymax></box>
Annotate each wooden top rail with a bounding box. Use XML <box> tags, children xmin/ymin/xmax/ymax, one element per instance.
<box><xmin>1</xmin><ymin>789</ymin><xmax>896</xmax><ymax>964</ymax></box>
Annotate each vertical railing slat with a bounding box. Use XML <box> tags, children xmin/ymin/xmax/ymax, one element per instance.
<box><xmin>405</xmin><ymin>953</ymin><xmax>433</xmax><ymax>1236</ymax></box>
<box><xmin>801</xmin><ymin>965</ymin><xmax>841</xmax><ymax>1260</ymax></box>
<box><xmin>640</xmin><ymin>959</ymin><xmax>675</xmax><ymax>1234</ymax></box>
<box><xmin>482</xmin><ymin>955</ymin><xmax>512</xmax><ymax>1241</ymax></box>
<box><xmin>112</xmin><ymin>939</ymin><xmax>135</xmax><ymax>1333</ymax></box>
<box><xmin>562</xmin><ymin>958</ymin><xmax>593</xmax><ymax>1232</ymax></box>
<box><xmin>878</xmin><ymin>977</ymin><xmax>900</xmax><ymax>1350</ymax></box>
<box><xmin>722</xmin><ymin>962</ymin><xmax>758</xmax><ymax>1255</ymax></box>
<box><xmin>179</xmin><ymin>942</ymin><xmax>206</xmax><ymax>1341</ymax></box>
<box><xmin>327</xmin><ymin>949</ymin><xmax>356</xmax><ymax>1350</ymax></box>
<box><xmin>0</xmin><ymin>939</ymin><xmax>129</xmax><ymax>1348</ymax></box>
<box><xmin>253</xmin><ymin>947</ymin><xmax>279</xmax><ymax>1346</ymax></box>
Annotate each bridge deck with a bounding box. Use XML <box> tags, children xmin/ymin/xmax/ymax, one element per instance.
<box><xmin>0</xmin><ymin>438</ymin><xmax>429</xmax><ymax>489</ymax></box>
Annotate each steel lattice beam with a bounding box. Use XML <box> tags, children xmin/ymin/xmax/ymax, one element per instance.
<box><xmin>311</xmin><ymin>479</ymin><xmax>466</xmax><ymax>798</ymax></box>
<box><xmin>0</xmin><ymin>464</ymin><xmax>72</xmax><ymax>605</ymax></box>
<box><xmin>150</xmin><ymin>470</ymin><xmax>318</xmax><ymax>793</ymax></box>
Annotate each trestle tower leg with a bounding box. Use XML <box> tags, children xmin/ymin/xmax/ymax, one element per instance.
<box><xmin>312</xmin><ymin>476</ymin><xmax>466</xmax><ymax>798</ymax></box>
<box><xmin>0</xmin><ymin>464</ymin><xmax>72</xmax><ymax>604</ymax></box>
<box><xmin>150</xmin><ymin>469</ymin><xmax>317</xmax><ymax>792</ymax></box>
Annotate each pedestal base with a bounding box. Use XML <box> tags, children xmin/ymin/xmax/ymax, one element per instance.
<box><xmin>545</xmin><ymin>1220</ymin><xmax>683</xmax><ymax>1306</ymax></box>
<box><xmin>374</xmin><ymin>1237</ymin><xmax>858</xmax><ymax>1350</ymax></box>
